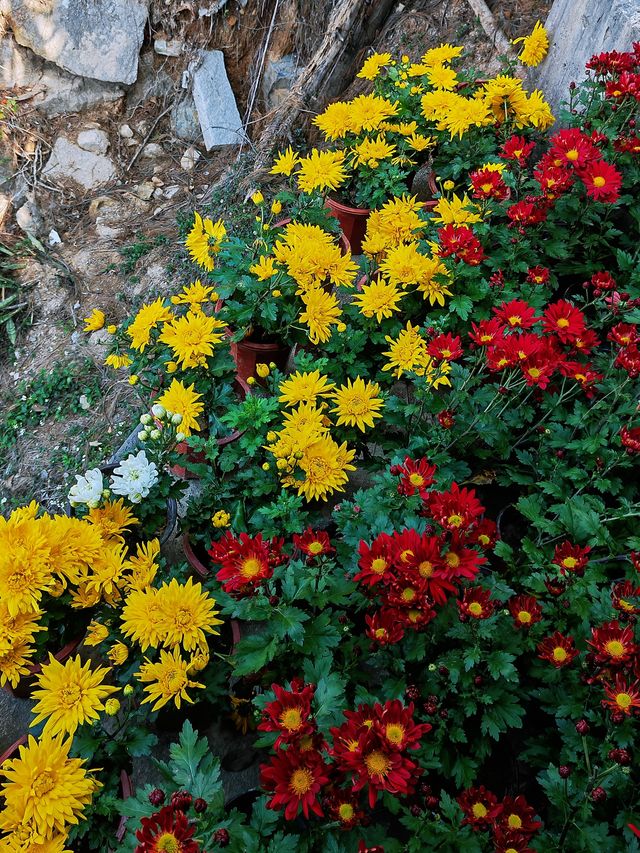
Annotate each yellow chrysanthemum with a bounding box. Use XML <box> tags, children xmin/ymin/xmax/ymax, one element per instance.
<box><xmin>0</xmin><ymin>825</ymin><xmax>72</xmax><ymax>852</ymax></box>
<box><xmin>170</xmin><ymin>279</ymin><xmax>217</xmax><ymax>307</ymax></box>
<box><xmin>121</xmin><ymin>587</ymin><xmax>163</xmax><ymax>652</ymax></box>
<box><xmin>356</xmin><ymin>52</ymin><xmax>391</xmax><ymax>81</ymax></box>
<box><xmin>84</xmin><ymin>542</ymin><xmax>127</xmax><ymax>599</ymax></box>
<box><xmin>522</xmin><ymin>89</ymin><xmax>555</xmax><ymax>130</ymax></box>
<box><xmin>285</xmin><ymin>433</ymin><xmax>356</xmax><ymax>502</ymax></box>
<box><xmin>40</xmin><ymin>515</ymin><xmax>105</xmax><ymax>588</ymax></box>
<box><xmin>313</xmin><ymin>101</ymin><xmax>354</xmax><ymax>140</ymax></box>
<box><xmin>107</xmin><ymin>642</ymin><xmax>129</xmax><ymax>666</ymax></box>
<box><xmin>86</xmin><ymin>499</ymin><xmax>138</xmax><ymax>542</ymax></box>
<box><xmin>482</xmin><ymin>75</ymin><xmax>529</xmax><ymax>124</ymax></box>
<box><xmin>82</xmin><ymin>309</ymin><xmax>105</xmax><ymax>332</ymax></box>
<box><xmin>185</xmin><ymin>212</ymin><xmax>226</xmax><ymax>272</ymax></box>
<box><xmin>382</xmin><ymin>322</ymin><xmax>428</xmax><ymax>378</ymax></box>
<box><xmin>83</xmin><ymin>621</ymin><xmax>109</xmax><ymax>647</ymax></box>
<box><xmin>426</xmin><ymin>63</ymin><xmax>458</xmax><ymax>90</ymax></box>
<box><xmin>126</xmin><ymin>298</ymin><xmax>173</xmax><ymax>352</ymax></box>
<box><xmin>330</xmin><ymin>378</ymin><xmax>384</xmax><ymax>432</ymax></box>
<box><xmin>159</xmin><ymin>310</ymin><xmax>227</xmax><ymax>369</ymax></box>
<box><xmin>0</xmin><ymin>604</ymin><xmax>44</xmax><ymax>655</ymax></box>
<box><xmin>299</xmin><ymin>287</ymin><xmax>342</xmax><ymax>345</ymax></box>
<box><xmin>280</xmin><ymin>403</ymin><xmax>328</xmax><ymax>439</ymax></box>
<box><xmin>431</xmin><ymin>193</ymin><xmax>482</xmax><ymax>225</ymax></box>
<box><xmin>352</xmin><ymin>279</ymin><xmax>405</xmax><ymax>322</ymax></box>
<box><xmin>124</xmin><ymin>538</ymin><xmax>160</xmax><ymax>591</ymax></box>
<box><xmin>349</xmin><ymin>94</ymin><xmax>399</xmax><ymax>134</ymax></box>
<box><xmin>278</xmin><ymin>370</ymin><xmax>335</xmax><ymax>408</ymax></box>
<box><xmin>274</xmin><ymin>222</ymin><xmax>357</xmax><ymax>291</ymax></box>
<box><xmin>406</xmin><ymin>133</ymin><xmax>433</xmax><ymax>152</ymax></box>
<box><xmin>416</xmin><ymin>256</ymin><xmax>453</xmax><ymax>306</ymax></box>
<box><xmin>0</xmin><ymin>511</ymin><xmax>53</xmax><ymax>616</ymax></box>
<box><xmin>0</xmin><ymin>640</ymin><xmax>35</xmax><ymax>688</ymax></box>
<box><xmin>0</xmin><ymin>732</ymin><xmax>99</xmax><ymax>840</ymax></box>
<box><xmin>352</xmin><ymin>135</ymin><xmax>396</xmax><ymax>168</ymax></box>
<box><xmin>513</xmin><ymin>21</ymin><xmax>549</xmax><ymax>67</ymax></box>
<box><xmin>296</xmin><ymin>150</ymin><xmax>348</xmax><ymax>194</ymax></box>
<box><xmin>155</xmin><ymin>379</ymin><xmax>204</xmax><ymax>437</ymax></box>
<box><xmin>155</xmin><ymin>577</ymin><xmax>222</xmax><ymax>651</ymax></box>
<box><xmin>249</xmin><ymin>255</ymin><xmax>278</xmax><ymax>280</ymax></box>
<box><xmin>69</xmin><ymin>583</ymin><xmax>101</xmax><ymax>611</ymax></box>
<box><xmin>361</xmin><ymin>194</ymin><xmax>426</xmax><ymax>255</ymax></box>
<box><xmin>104</xmin><ymin>353</ymin><xmax>133</xmax><ymax>369</ymax></box>
<box><xmin>136</xmin><ymin>648</ymin><xmax>204</xmax><ymax>711</ymax></box>
<box><xmin>270</xmin><ymin>146</ymin><xmax>301</xmax><ymax>177</ymax></box>
<box><xmin>421</xmin><ymin>43</ymin><xmax>463</xmax><ymax>67</ymax></box>
<box><xmin>442</xmin><ymin>95</ymin><xmax>492</xmax><ymax>138</ymax></box>
<box><xmin>30</xmin><ymin>655</ymin><xmax>119</xmax><ymax>737</ymax></box>
<box><xmin>379</xmin><ymin>241</ymin><xmax>430</xmax><ymax>287</ymax></box>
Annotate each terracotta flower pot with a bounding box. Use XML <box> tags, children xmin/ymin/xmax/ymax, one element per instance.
<box><xmin>325</xmin><ymin>196</ymin><xmax>370</xmax><ymax>256</ymax></box>
<box><xmin>231</xmin><ymin>338</ymin><xmax>291</xmax><ymax>386</ymax></box>
<box><xmin>183</xmin><ymin>532</ymin><xmax>210</xmax><ymax>578</ymax></box>
<box><xmin>5</xmin><ymin>636</ymin><xmax>84</xmax><ymax>700</ymax></box>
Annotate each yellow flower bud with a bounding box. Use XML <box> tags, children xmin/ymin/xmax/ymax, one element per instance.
<box><xmin>104</xmin><ymin>698</ymin><xmax>121</xmax><ymax>716</ymax></box>
<box><xmin>276</xmin><ymin>458</ymin><xmax>289</xmax><ymax>470</ymax></box>
<box><xmin>123</xmin><ymin>684</ymin><xmax>134</xmax><ymax>697</ymax></box>
<box><xmin>443</xmin><ymin>180</ymin><xmax>455</xmax><ymax>191</ymax></box>
<box><xmin>271</xmin><ymin>289</ymin><xmax>281</xmax><ymax>298</ymax></box>
<box><xmin>268</xmin><ymin>362</ymin><xmax>276</xmax><ymax>369</ymax></box>
<box><xmin>108</xmin><ymin>642</ymin><xmax>129</xmax><ymax>666</ymax></box>
<box><xmin>107</xmin><ymin>324</ymin><xmax>117</xmax><ymax>334</ymax></box>
<box><xmin>266</xmin><ymin>431</ymin><xmax>277</xmax><ymax>442</ymax></box>
<box><xmin>256</xmin><ymin>363</ymin><xmax>270</xmax><ymax>378</ymax></box>
<box><xmin>128</xmin><ymin>374</ymin><xmax>139</xmax><ymax>385</ymax></box>
<box><xmin>212</xmin><ymin>510</ymin><xmax>231</xmax><ymax>528</ymax></box>
<box><xmin>271</xmin><ymin>199</ymin><xmax>282</xmax><ymax>215</ymax></box>
<box><xmin>166</xmin><ymin>361</ymin><xmax>178</xmax><ymax>374</ymax></box>
<box><xmin>262</xmin><ymin>224</ymin><xmax>270</xmax><ymax>231</ymax></box>
<box><xmin>251</xmin><ymin>191</ymin><xmax>264</xmax><ymax>205</ymax></box>
<box><xmin>247</xmin><ymin>376</ymin><xmax>256</xmax><ymax>385</ymax></box>
<box><xmin>262</xmin><ymin>462</ymin><xmax>270</xmax><ymax>471</ymax></box>
<box><xmin>337</xmin><ymin>322</ymin><xmax>347</xmax><ymax>332</ymax></box>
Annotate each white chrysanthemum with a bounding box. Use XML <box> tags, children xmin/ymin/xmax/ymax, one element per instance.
<box><xmin>68</xmin><ymin>468</ymin><xmax>104</xmax><ymax>508</ymax></box>
<box><xmin>109</xmin><ymin>451</ymin><xmax>158</xmax><ymax>504</ymax></box>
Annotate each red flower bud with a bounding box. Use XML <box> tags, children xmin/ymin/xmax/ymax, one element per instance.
<box><xmin>559</xmin><ymin>765</ymin><xmax>572</xmax><ymax>779</ymax></box>
<box><xmin>590</xmin><ymin>786</ymin><xmax>607</xmax><ymax>803</ymax></box>
<box><xmin>148</xmin><ymin>788</ymin><xmax>165</xmax><ymax>806</ymax></box>
<box><xmin>575</xmin><ymin>719</ymin><xmax>590</xmax><ymax>735</ymax></box>
<box><xmin>193</xmin><ymin>798</ymin><xmax>208</xmax><ymax>813</ymax></box>
<box><xmin>213</xmin><ymin>828</ymin><xmax>230</xmax><ymax>847</ymax></box>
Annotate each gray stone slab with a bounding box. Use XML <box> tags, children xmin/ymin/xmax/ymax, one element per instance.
<box><xmin>42</xmin><ymin>137</ymin><xmax>117</xmax><ymax>189</ymax></box>
<box><xmin>535</xmin><ymin>0</ymin><xmax>640</xmax><ymax>113</ymax></box>
<box><xmin>191</xmin><ymin>50</ymin><xmax>246</xmax><ymax>150</ymax></box>
<box><xmin>3</xmin><ymin>0</ymin><xmax>149</xmax><ymax>85</ymax></box>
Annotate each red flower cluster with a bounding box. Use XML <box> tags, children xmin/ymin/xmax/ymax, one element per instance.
<box><xmin>458</xmin><ymin>786</ymin><xmax>542</xmax><ymax>850</ymax></box>
<box><xmin>500</xmin><ymin>134</ymin><xmax>535</xmax><ymax>165</ymax></box>
<box><xmin>620</xmin><ymin>425</ymin><xmax>640</xmax><ymax>453</ymax></box>
<box><xmin>260</xmin><ymin>695</ymin><xmax>431</xmax><ymax>822</ymax></box>
<box><xmin>357</xmin><ymin>470</ymin><xmax>495</xmax><ymax>645</ymax></box>
<box><xmin>535</xmin><ymin>128</ymin><xmax>623</xmax><ymax>204</ymax></box>
<box><xmin>470</xmin><ymin>167</ymin><xmax>509</xmax><ymax>200</ymax></box>
<box><xmin>208</xmin><ymin>531</ymin><xmax>288</xmax><ymax>594</ymax></box>
<box><xmin>437</xmin><ymin>224</ymin><xmax>485</xmax><ymax>265</ymax></box>
<box><xmin>552</xmin><ymin>541</ymin><xmax>591</xmax><ymax>576</ymax></box>
<box><xmin>611</xmin><ymin>321</ymin><xmax>640</xmax><ymax>379</ymax></box>
<box><xmin>135</xmin><ymin>805</ymin><xmax>200</xmax><ymax>853</ymax></box>
<box><xmin>537</xmin><ymin>632</ymin><xmax>580</xmax><ymax>668</ymax></box>
<box><xmin>587</xmin><ymin>620</ymin><xmax>640</xmax><ymax>718</ymax></box>
<box><xmin>293</xmin><ymin>527</ymin><xmax>335</xmax><ymax>559</ymax></box>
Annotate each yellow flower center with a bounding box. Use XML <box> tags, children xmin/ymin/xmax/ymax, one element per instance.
<box><xmin>289</xmin><ymin>767</ymin><xmax>314</xmax><ymax>796</ymax></box>
<box><xmin>471</xmin><ymin>802</ymin><xmax>488</xmax><ymax>818</ymax></box>
<box><xmin>553</xmin><ymin>647</ymin><xmax>568</xmax><ymax>662</ymax></box>
<box><xmin>32</xmin><ymin>771</ymin><xmax>56</xmax><ymax>798</ymax></box>
<box><xmin>445</xmin><ymin>552</ymin><xmax>460</xmax><ymax>568</ymax></box>
<box><xmin>528</xmin><ymin>368</ymin><xmax>541</xmax><ymax>379</ymax></box>
<box><xmin>508</xmin><ymin>315</ymin><xmax>522</xmax><ymax>326</ymax></box>
<box><xmin>619</xmin><ymin>598</ymin><xmax>634</xmax><ymax>612</ymax></box>
<box><xmin>616</xmin><ymin>692</ymin><xmax>632</xmax><ymax>710</ymax></box>
<box><xmin>448</xmin><ymin>514</ymin><xmax>463</xmax><ymax>527</ymax></box>
<box><xmin>374</xmin><ymin>628</ymin><xmax>387</xmax><ymax>639</ymax></box>
<box><xmin>385</xmin><ymin>723</ymin><xmax>405</xmax><ymax>745</ymax></box>
<box><xmin>174</xmin><ymin>607</ymin><xmax>194</xmax><ymax>628</ymax></box>
<box><xmin>240</xmin><ymin>557</ymin><xmax>263</xmax><ymax>579</ymax></box>
<box><xmin>59</xmin><ymin>684</ymin><xmax>83</xmax><ymax>708</ymax></box>
<box><xmin>400</xmin><ymin>549</ymin><xmax>414</xmax><ymax>563</ymax></box>
<box><xmin>518</xmin><ymin>611</ymin><xmax>532</xmax><ymax>624</ymax></box>
<box><xmin>605</xmin><ymin>640</ymin><xmax>625</xmax><ymax>658</ymax></box>
<box><xmin>401</xmin><ymin>587</ymin><xmax>416</xmax><ymax>602</ymax></box>
<box><xmin>481</xmin><ymin>182</ymin><xmax>493</xmax><ymax>193</ymax></box>
<box><xmin>280</xmin><ymin>707</ymin><xmax>303</xmax><ymax>731</ymax></box>
<box><xmin>163</xmin><ymin>668</ymin><xmax>187</xmax><ymax>694</ymax></box>
<box><xmin>338</xmin><ymin>803</ymin><xmax>355</xmax><ymax>821</ymax></box>
<box><xmin>157</xmin><ymin>834</ymin><xmax>180</xmax><ymax>853</ymax></box>
<box><xmin>468</xmin><ymin>602</ymin><xmax>483</xmax><ymax>616</ymax></box>
<box><xmin>593</xmin><ymin>176</ymin><xmax>606</xmax><ymax>188</ymax></box>
<box><xmin>307</xmin><ymin>541</ymin><xmax>324</xmax><ymax>555</ymax></box>
<box><xmin>371</xmin><ymin>558</ymin><xmax>388</xmax><ymax>574</ymax></box>
<box><xmin>562</xmin><ymin>556</ymin><xmax>577</xmax><ymax>568</ymax></box>
<box><xmin>507</xmin><ymin>814</ymin><xmax>523</xmax><ymax>829</ymax></box>
<box><xmin>409</xmin><ymin>473</ymin><xmax>425</xmax><ymax>486</ymax></box>
<box><xmin>556</xmin><ymin>317</ymin><xmax>570</xmax><ymax>328</ymax></box>
<box><xmin>419</xmin><ymin>560</ymin><xmax>434</xmax><ymax>578</ymax></box>
<box><xmin>565</xmin><ymin>149</ymin><xmax>579</xmax><ymax>161</ymax></box>
<box><xmin>364</xmin><ymin>750</ymin><xmax>391</xmax><ymax>777</ymax></box>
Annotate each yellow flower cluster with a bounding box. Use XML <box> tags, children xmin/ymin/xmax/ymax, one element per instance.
<box><xmin>0</xmin><ymin>502</ymin><xmax>159</xmax><ymax>689</ymax></box>
<box><xmin>265</xmin><ymin>370</ymin><xmax>385</xmax><ymax>501</ymax></box>
<box><xmin>382</xmin><ymin>321</ymin><xmax>452</xmax><ymax>386</ymax></box>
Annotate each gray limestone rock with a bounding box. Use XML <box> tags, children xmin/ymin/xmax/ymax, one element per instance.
<box><xmin>42</xmin><ymin>138</ymin><xmax>117</xmax><ymax>189</ymax></box>
<box><xmin>3</xmin><ymin>0</ymin><xmax>149</xmax><ymax>85</ymax></box>
<box><xmin>77</xmin><ymin>128</ymin><xmax>109</xmax><ymax>155</ymax></box>
<box><xmin>171</xmin><ymin>96</ymin><xmax>203</xmax><ymax>143</ymax></box>
<box><xmin>191</xmin><ymin>50</ymin><xmax>246</xmax><ymax>150</ymax></box>
<box><xmin>535</xmin><ymin>0</ymin><xmax>640</xmax><ymax>113</ymax></box>
<box><xmin>262</xmin><ymin>54</ymin><xmax>298</xmax><ymax>111</ymax></box>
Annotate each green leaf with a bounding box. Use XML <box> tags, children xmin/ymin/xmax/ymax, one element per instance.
<box><xmin>233</xmin><ymin>633</ymin><xmax>280</xmax><ymax>677</ymax></box>
<box><xmin>314</xmin><ymin>672</ymin><xmax>346</xmax><ymax>728</ymax></box>
<box><xmin>126</xmin><ymin>729</ymin><xmax>158</xmax><ymax>757</ymax></box>
<box><xmin>249</xmin><ymin>795</ymin><xmax>279</xmax><ymax>835</ymax></box>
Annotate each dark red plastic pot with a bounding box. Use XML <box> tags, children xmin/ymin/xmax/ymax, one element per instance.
<box><xmin>231</xmin><ymin>338</ymin><xmax>291</xmax><ymax>386</ymax></box>
<box><xmin>325</xmin><ymin>197</ymin><xmax>370</xmax><ymax>255</ymax></box>
<box><xmin>0</xmin><ymin>735</ymin><xmax>27</xmax><ymax>765</ymax></box>
<box><xmin>182</xmin><ymin>532</ymin><xmax>211</xmax><ymax>578</ymax></box>
<box><xmin>5</xmin><ymin>636</ymin><xmax>84</xmax><ymax>700</ymax></box>
<box><xmin>116</xmin><ymin>770</ymin><xmax>134</xmax><ymax>844</ymax></box>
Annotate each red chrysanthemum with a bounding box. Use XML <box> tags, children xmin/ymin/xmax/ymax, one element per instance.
<box><xmin>396</xmin><ymin>456</ymin><xmax>437</xmax><ymax>498</ymax></box>
<box><xmin>437</xmin><ymin>409</ymin><xmax>455</xmax><ymax>429</ymax></box>
<box><xmin>506</xmin><ymin>198</ymin><xmax>549</xmax><ymax>229</ymax></box>
<box><xmin>620</xmin><ymin>425</ymin><xmax>640</xmax><ymax>453</ymax></box>
<box><xmin>493</xmin><ymin>299</ymin><xmax>540</xmax><ymax>330</ymax></box>
<box><xmin>500</xmin><ymin>135</ymin><xmax>535</xmax><ymax>165</ymax></box>
<box><xmin>342</xmin><ymin>729</ymin><xmax>421</xmax><ymax>808</ymax></box>
<box><xmin>520</xmin><ymin>342</ymin><xmax>560</xmax><ymax>389</ymax></box>
<box><xmin>440</xmin><ymin>534</ymin><xmax>487</xmax><ymax>581</ymax></box>
<box><xmin>552</xmin><ymin>541</ymin><xmax>591</xmax><ymax>576</ymax></box>
<box><xmin>427</xmin><ymin>333</ymin><xmax>463</xmax><ymax>361</ymax></box>
<box><xmin>534</xmin><ymin>164</ymin><xmax>575</xmax><ymax>199</ymax></box>
<box><xmin>549</xmin><ymin>128</ymin><xmax>600</xmax><ymax>168</ymax></box>
<box><xmin>616</xmin><ymin>345</ymin><xmax>640</xmax><ymax>378</ymax></box>
<box><xmin>611</xmin><ymin>580</ymin><xmax>640</xmax><ymax>616</ymax></box>
<box><xmin>355</xmin><ymin>533</ymin><xmax>395</xmax><ymax>585</ymax></box>
<box><xmin>542</xmin><ymin>300</ymin><xmax>586</xmax><ymax>343</ymax></box>
<box><xmin>614</xmin><ymin>133</ymin><xmax>640</xmax><ymax>155</ymax></box>
<box><xmin>365</xmin><ymin>610</ymin><xmax>405</xmax><ymax>646</ymax></box>
<box><xmin>603</xmin><ymin>675</ymin><xmax>640</xmax><ymax>716</ymax></box>
<box><xmin>457</xmin><ymin>585</ymin><xmax>495</xmax><ymax>620</ymax></box>
<box><xmin>135</xmin><ymin>806</ymin><xmax>199</xmax><ymax>853</ymax></box>
<box><xmin>427</xmin><ymin>482</ymin><xmax>485</xmax><ymax>532</ymax></box>
<box><xmin>492</xmin><ymin>829</ymin><xmax>536</xmax><ymax>853</ymax></box>
<box><xmin>324</xmin><ymin>787</ymin><xmax>364</xmax><ymax>830</ymax></box>
<box><xmin>494</xmin><ymin>794</ymin><xmax>543</xmax><ymax>836</ymax></box>
<box><xmin>385</xmin><ymin>575</ymin><xmax>428</xmax><ymax>610</ymax></box>
<box><xmin>588</xmin><ymin>620</ymin><xmax>639</xmax><ymax>665</ymax></box>
<box><xmin>470</xmin><ymin>518</ymin><xmax>498</xmax><ymax>550</ymax></box>
<box><xmin>527</xmin><ymin>266</ymin><xmax>550</xmax><ymax>285</ymax></box>
<box><xmin>437</xmin><ymin>224</ymin><xmax>485</xmax><ymax>265</ymax></box>
<box><xmin>590</xmin><ymin>270</ymin><xmax>617</xmax><ymax>291</ymax></box>
<box><xmin>586</xmin><ymin>50</ymin><xmax>635</xmax><ymax>74</ymax></box>
<box><xmin>293</xmin><ymin>527</ymin><xmax>334</xmax><ymax>558</ymax></box>
<box><xmin>509</xmin><ymin>595</ymin><xmax>543</xmax><ymax>629</ymax></box>
<box><xmin>209</xmin><ymin>531</ymin><xmax>275</xmax><ymax>593</ymax></box>
<box><xmin>469</xmin><ymin>317</ymin><xmax>505</xmax><ymax>348</ymax></box>
<box><xmin>373</xmin><ymin>699</ymin><xmax>432</xmax><ymax>752</ymax></box>
<box><xmin>457</xmin><ymin>785</ymin><xmax>501</xmax><ymax>828</ymax></box>
<box><xmin>558</xmin><ymin>360</ymin><xmax>602</xmax><ymax>397</ymax></box>
<box><xmin>260</xmin><ymin>747</ymin><xmax>330</xmax><ymax>820</ymax></box>
<box><xmin>571</xmin><ymin>328</ymin><xmax>600</xmax><ymax>355</ymax></box>
<box><xmin>470</xmin><ymin>167</ymin><xmax>509</xmax><ymax>200</ymax></box>
<box><xmin>608</xmin><ymin>323</ymin><xmax>638</xmax><ymax>347</ymax></box>
<box><xmin>258</xmin><ymin>682</ymin><xmax>316</xmax><ymax>746</ymax></box>
<box><xmin>580</xmin><ymin>159</ymin><xmax>623</xmax><ymax>203</ymax></box>
<box><xmin>537</xmin><ymin>632</ymin><xmax>580</xmax><ymax>668</ymax></box>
